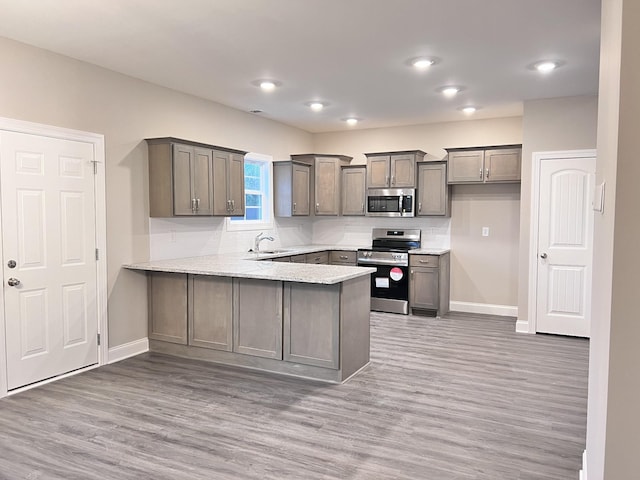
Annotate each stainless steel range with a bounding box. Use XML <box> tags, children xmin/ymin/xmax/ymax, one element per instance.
<box><xmin>357</xmin><ymin>228</ymin><xmax>421</xmax><ymax>314</ymax></box>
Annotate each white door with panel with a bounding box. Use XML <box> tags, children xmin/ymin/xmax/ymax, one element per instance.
<box><xmin>1</xmin><ymin>131</ymin><xmax>98</xmax><ymax>390</ymax></box>
<box><xmin>536</xmin><ymin>155</ymin><xmax>595</xmax><ymax>337</ymax></box>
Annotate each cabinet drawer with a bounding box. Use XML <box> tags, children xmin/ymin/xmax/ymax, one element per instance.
<box><xmin>409</xmin><ymin>255</ymin><xmax>440</xmax><ymax>267</ymax></box>
<box><xmin>306</xmin><ymin>251</ymin><xmax>330</xmax><ymax>264</ymax></box>
<box><xmin>272</xmin><ymin>256</ymin><xmax>291</xmax><ymax>262</ymax></box>
<box><xmin>290</xmin><ymin>254</ymin><xmax>307</xmax><ymax>264</ymax></box>
<box><xmin>330</xmin><ymin>250</ymin><xmax>357</xmax><ymax>265</ymax></box>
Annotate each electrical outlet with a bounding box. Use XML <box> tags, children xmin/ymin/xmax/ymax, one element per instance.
<box><xmin>482</xmin><ymin>227</ymin><xmax>490</xmax><ymax>237</ymax></box>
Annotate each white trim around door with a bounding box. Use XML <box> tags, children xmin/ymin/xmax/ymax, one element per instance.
<box><xmin>0</xmin><ymin>116</ymin><xmax>108</xmax><ymax>398</ymax></box>
<box><xmin>523</xmin><ymin>149</ymin><xmax>597</xmax><ymax>335</ymax></box>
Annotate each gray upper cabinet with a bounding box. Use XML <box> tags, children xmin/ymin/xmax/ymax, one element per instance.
<box><xmin>341</xmin><ymin>165</ymin><xmax>366</xmax><ymax>216</ymax></box>
<box><xmin>273</xmin><ymin>161</ymin><xmax>310</xmax><ymax>217</ymax></box>
<box><xmin>417</xmin><ymin>161</ymin><xmax>450</xmax><ymax>217</ymax></box>
<box><xmin>446</xmin><ymin>145</ymin><xmax>522</xmax><ymax>184</ymax></box>
<box><xmin>290</xmin><ymin>154</ymin><xmax>352</xmax><ymax>216</ymax></box>
<box><xmin>146</xmin><ymin>138</ymin><xmax>247</xmax><ymax>217</ymax></box>
<box><xmin>213</xmin><ymin>150</ymin><xmax>245</xmax><ymax>216</ymax></box>
<box><xmin>365</xmin><ymin>150</ymin><xmax>426</xmax><ymax>188</ymax></box>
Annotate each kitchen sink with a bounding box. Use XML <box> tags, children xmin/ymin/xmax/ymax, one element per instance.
<box><xmin>253</xmin><ymin>249</ymin><xmax>292</xmax><ymax>254</ymax></box>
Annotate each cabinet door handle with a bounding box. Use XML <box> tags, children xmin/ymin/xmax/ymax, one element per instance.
<box><xmin>385</xmin><ymin>175</ymin><xmax>389</xmax><ymax>185</ymax></box>
<box><xmin>391</xmin><ymin>175</ymin><xmax>395</xmax><ymax>185</ymax></box>
<box><xmin>419</xmin><ymin>259</ymin><xmax>430</xmax><ymax>264</ymax></box>
<box><xmin>479</xmin><ymin>168</ymin><xmax>483</xmax><ymax>179</ymax></box>
<box><xmin>226</xmin><ymin>199</ymin><xmax>231</xmax><ymax>212</ymax></box>
<box><xmin>418</xmin><ymin>202</ymin><xmax>422</xmax><ymax>213</ymax></box>
<box><xmin>195</xmin><ymin>198</ymin><xmax>200</xmax><ymax>211</ymax></box>
<box><xmin>191</xmin><ymin>198</ymin><xmax>197</xmax><ymax>213</ymax></box>
<box><xmin>361</xmin><ymin>203</ymin><xmax>364</xmax><ymax>212</ymax></box>
<box><xmin>293</xmin><ymin>202</ymin><xmax>297</xmax><ymax>213</ymax></box>
<box><xmin>411</xmin><ymin>270</ymin><xmax>414</xmax><ymax>276</ymax></box>
<box><xmin>340</xmin><ymin>255</ymin><xmax>348</xmax><ymax>259</ymax></box>
<box><xmin>231</xmin><ymin>199</ymin><xmax>235</xmax><ymax>211</ymax></box>
<box><xmin>315</xmin><ymin>203</ymin><xmax>319</xmax><ymax>213</ymax></box>
<box><xmin>486</xmin><ymin>168</ymin><xmax>490</xmax><ymax>179</ymax></box>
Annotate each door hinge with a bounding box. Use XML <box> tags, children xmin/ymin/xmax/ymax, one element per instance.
<box><xmin>97</xmin><ymin>333</ymin><xmax>101</xmax><ymax>346</ymax></box>
<box><xmin>92</xmin><ymin>160</ymin><xmax>98</xmax><ymax>175</ymax></box>
<box><xmin>95</xmin><ymin>248</ymin><xmax>99</xmax><ymax>261</ymax></box>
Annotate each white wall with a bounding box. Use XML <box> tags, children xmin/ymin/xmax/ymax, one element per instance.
<box><xmin>518</xmin><ymin>95</ymin><xmax>599</xmax><ymax>327</ymax></box>
<box><xmin>0</xmin><ymin>37</ymin><xmax>313</xmax><ymax>347</ymax></box>
<box><xmin>314</xmin><ymin>117</ymin><xmax>523</xmax><ymax>309</ymax></box>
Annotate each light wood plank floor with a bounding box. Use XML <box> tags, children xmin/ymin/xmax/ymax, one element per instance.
<box><xmin>0</xmin><ymin>312</ymin><xmax>589</xmax><ymax>480</ymax></box>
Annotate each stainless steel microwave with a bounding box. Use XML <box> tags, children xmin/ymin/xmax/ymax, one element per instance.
<box><xmin>366</xmin><ymin>188</ymin><xmax>415</xmax><ymax>217</ymax></box>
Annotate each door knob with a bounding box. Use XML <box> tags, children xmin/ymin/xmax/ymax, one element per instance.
<box><xmin>7</xmin><ymin>260</ymin><xmax>16</xmax><ymax>269</ymax></box>
<box><xmin>7</xmin><ymin>278</ymin><xmax>20</xmax><ymax>287</ymax></box>
<box><xmin>540</xmin><ymin>253</ymin><xmax>548</xmax><ymax>259</ymax></box>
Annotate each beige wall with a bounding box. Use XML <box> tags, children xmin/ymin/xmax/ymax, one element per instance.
<box><xmin>518</xmin><ymin>95</ymin><xmax>599</xmax><ymax>323</ymax></box>
<box><xmin>314</xmin><ymin>117</ymin><xmax>523</xmax><ymax>307</ymax></box>
<box><xmin>587</xmin><ymin>0</ymin><xmax>640</xmax><ymax>477</ymax></box>
<box><xmin>0</xmin><ymin>37</ymin><xmax>313</xmax><ymax>347</ymax></box>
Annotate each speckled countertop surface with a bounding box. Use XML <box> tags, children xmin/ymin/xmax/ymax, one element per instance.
<box><xmin>124</xmin><ymin>244</ymin><xmax>449</xmax><ymax>284</ymax></box>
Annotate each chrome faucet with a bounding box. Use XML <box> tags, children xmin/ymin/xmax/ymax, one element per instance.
<box><xmin>254</xmin><ymin>232</ymin><xmax>274</xmax><ymax>252</ymax></box>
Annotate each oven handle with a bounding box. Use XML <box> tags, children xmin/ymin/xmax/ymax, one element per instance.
<box><xmin>357</xmin><ymin>258</ymin><xmax>409</xmax><ymax>267</ymax></box>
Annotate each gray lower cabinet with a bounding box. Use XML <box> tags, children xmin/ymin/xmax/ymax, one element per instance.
<box><xmin>329</xmin><ymin>250</ymin><xmax>357</xmax><ymax>266</ymax></box>
<box><xmin>306</xmin><ymin>251</ymin><xmax>329</xmax><ymax>264</ymax></box>
<box><xmin>188</xmin><ymin>275</ymin><xmax>233</xmax><ymax>351</ymax></box>
<box><xmin>417</xmin><ymin>161</ymin><xmax>450</xmax><ymax>217</ymax></box>
<box><xmin>233</xmin><ymin>278</ymin><xmax>283</xmax><ymax>359</ymax></box>
<box><xmin>148</xmin><ymin>272</ymin><xmax>188</xmax><ymax>344</ymax></box>
<box><xmin>409</xmin><ymin>253</ymin><xmax>450</xmax><ymax>316</ymax></box>
<box><xmin>284</xmin><ymin>282</ymin><xmax>340</xmax><ymax>369</ymax></box>
<box><xmin>341</xmin><ymin>166</ymin><xmax>366</xmax><ymax>216</ymax></box>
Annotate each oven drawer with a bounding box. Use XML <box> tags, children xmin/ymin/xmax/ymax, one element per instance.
<box><xmin>409</xmin><ymin>254</ymin><xmax>440</xmax><ymax>267</ymax></box>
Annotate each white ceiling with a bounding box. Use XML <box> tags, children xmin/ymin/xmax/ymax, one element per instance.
<box><xmin>0</xmin><ymin>0</ymin><xmax>601</xmax><ymax>133</ymax></box>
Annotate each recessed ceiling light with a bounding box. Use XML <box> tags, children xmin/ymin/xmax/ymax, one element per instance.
<box><xmin>306</xmin><ymin>101</ymin><xmax>328</xmax><ymax>112</ymax></box>
<box><xmin>408</xmin><ymin>56</ymin><xmax>439</xmax><ymax>70</ymax></box>
<box><xmin>535</xmin><ymin>61</ymin><xmax>558</xmax><ymax>73</ymax></box>
<box><xmin>437</xmin><ymin>86</ymin><xmax>464</xmax><ymax>97</ymax></box>
<box><xmin>459</xmin><ymin>106</ymin><xmax>479</xmax><ymax>115</ymax></box>
<box><xmin>343</xmin><ymin>117</ymin><xmax>360</xmax><ymax>126</ymax></box>
<box><xmin>251</xmin><ymin>79</ymin><xmax>282</xmax><ymax>91</ymax></box>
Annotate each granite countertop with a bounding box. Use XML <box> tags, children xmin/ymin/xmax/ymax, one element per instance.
<box><xmin>124</xmin><ymin>251</ymin><xmax>375</xmax><ymax>285</ymax></box>
<box><xmin>124</xmin><ymin>244</ymin><xmax>450</xmax><ymax>284</ymax></box>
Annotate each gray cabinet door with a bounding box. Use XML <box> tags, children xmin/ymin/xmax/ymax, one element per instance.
<box><xmin>189</xmin><ymin>275</ymin><xmax>233</xmax><ymax>351</ymax></box>
<box><xmin>233</xmin><ymin>278</ymin><xmax>283</xmax><ymax>359</ymax></box>
<box><xmin>341</xmin><ymin>166</ymin><xmax>366</xmax><ymax>215</ymax></box>
<box><xmin>484</xmin><ymin>148</ymin><xmax>521</xmax><ymax>182</ymax></box>
<box><xmin>410</xmin><ymin>267</ymin><xmax>439</xmax><ymax>310</ymax></box>
<box><xmin>284</xmin><ymin>283</ymin><xmax>340</xmax><ymax>369</ymax></box>
<box><xmin>417</xmin><ymin>162</ymin><xmax>449</xmax><ymax>216</ymax></box>
<box><xmin>390</xmin><ymin>154</ymin><xmax>416</xmax><ymax>187</ymax></box>
<box><xmin>306</xmin><ymin>251</ymin><xmax>329</xmax><ymax>264</ymax></box>
<box><xmin>192</xmin><ymin>147</ymin><xmax>214</xmax><ymax>215</ymax></box>
<box><xmin>228</xmin><ymin>153</ymin><xmax>245</xmax><ymax>215</ymax></box>
<box><xmin>292</xmin><ymin>163</ymin><xmax>310</xmax><ymax>215</ymax></box>
<box><xmin>148</xmin><ymin>272</ymin><xmax>188</xmax><ymax>344</ymax></box>
<box><xmin>212</xmin><ymin>150</ymin><xmax>230</xmax><ymax>215</ymax></box>
<box><xmin>172</xmin><ymin>144</ymin><xmax>195</xmax><ymax>215</ymax></box>
<box><xmin>367</xmin><ymin>155</ymin><xmax>390</xmax><ymax>188</ymax></box>
<box><xmin>447</xmin><ymin>150</ymin><xmax>485</xmax><ymax>183</ymax></box>
<box><xmin>290</xmin><ymin>254</ymin><xmax>306</xmax><ymax>263</ymax></box>
<box><xmin>315</xmin><ymin>157</ymin><xmax>340</xmax><ymax>215</ymax></box>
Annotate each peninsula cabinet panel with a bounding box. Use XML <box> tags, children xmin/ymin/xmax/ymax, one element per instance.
<box><xmin>189</xmin><ymin>275</ymin><xmax>233</xmax><ymax>351</ymax></box>
<box><xmin>417</xmin><ymin>162</ymin><xmax>450</xmax><ymax>216</ymax></box>
<box><xmin>148</xmin><ymin>272</ymin><xmax>188</xmax><ymax>344</ymax></box>
<box><xmin>284</xmin><ymin>283</ymin><xmax>340</xmax><ymax>369</ymax></box>
<box><xmin>484</xmin><ymin>148</ymin><xmax>522</xmax><ymax>182</ymax></box>
<box><xmin>341</xmin><ymin>166</ymin><xmax>366</xmax><ymax>215</ymax></box>
<box><xmin>233</xmin><ymin>279</ymin><xmax>283</xmax><ymax>359</ymax></box>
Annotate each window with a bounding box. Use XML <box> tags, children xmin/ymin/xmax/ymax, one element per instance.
<box><xmin>227</xmin><ymin>153</ymin><xmax>272</xmax><ymax>231</ymax></box>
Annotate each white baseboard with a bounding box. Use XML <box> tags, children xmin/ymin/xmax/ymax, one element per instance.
<box><xmin>515</xmin><ymin>320</ymin><xmax>534</xmax><ymax>334</ymax></box>
<box><xmin>449</xmin><ymin>301</ymin><xmax>518</xmax><ymax>317</ymax></box>
<box><xmin>108</xmin><ymin>337</ymin><xmax>149</xmax><ymax>364</ymax></box>
<box><xmin>580</xmin><ymin>450</ymin><xmax>587</xmax><ymax>480</ymax></box>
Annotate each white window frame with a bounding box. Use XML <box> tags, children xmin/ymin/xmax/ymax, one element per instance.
<box><xmin>226</xmin><ymin>152</ymin><xmax>274</xmax><ymax>232</ymax></box>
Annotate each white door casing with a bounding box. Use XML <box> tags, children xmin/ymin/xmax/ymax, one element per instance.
<box><xmin>525</xmin><ymin>150</ymin><xmax>596</xmax><ymax>337</ymax></box>
<box><xmin>0</xmin><ymin>117</ymin><xmax>107</xmax><ymax>397</ymax></box>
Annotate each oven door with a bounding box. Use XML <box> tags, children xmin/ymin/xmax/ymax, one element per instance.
<box><xmin>364</xmin><ymin>264</ymin><xmax>410</xmax><ymax>314</ymax></box>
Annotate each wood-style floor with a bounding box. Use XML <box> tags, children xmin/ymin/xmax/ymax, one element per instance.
<box><xmin>0</xmin><ymin>312</ymin><xmax>589</xmax><ymax>480</ymax></box>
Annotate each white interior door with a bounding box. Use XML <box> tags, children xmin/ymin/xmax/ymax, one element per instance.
<box><xmin>1</xmin><ymin>131</ymin><xmax>98</xmax><ymax>390</ymax></box>
<box><xmin>536</xmin><ymin>155</ymin><xmax>595</xmax><ymax>337</ymax></box>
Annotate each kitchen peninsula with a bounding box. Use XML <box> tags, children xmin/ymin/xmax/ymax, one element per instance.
<box><xmin>126</xmin><ymin>250</ymin><xmax>375</xmax><ymax>383</ymax></box>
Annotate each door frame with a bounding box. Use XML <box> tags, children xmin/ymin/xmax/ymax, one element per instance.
<box><xmin>0</xmin><ymin>116</ymin><xmax>108</xmax><ymax>397</ymax></box>
<box><xmin>525</xmin><ymin>149</ymin><xmax>596</xmax><ymax>334</ymax></box>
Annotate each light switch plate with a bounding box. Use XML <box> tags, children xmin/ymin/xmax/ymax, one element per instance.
<box><xmin>593</xmin><ymin>181</ymin><xmax>605</xmax><ymax>213</ymax></box>
<box><xmin>482</xmin><ymin>227</ymin><xmax>489</xmax><ymax>237</ymax></box>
